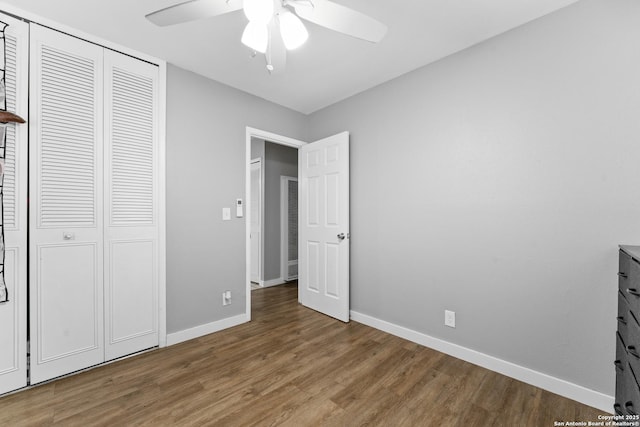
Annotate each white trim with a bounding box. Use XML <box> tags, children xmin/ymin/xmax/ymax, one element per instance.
<box><xmin>350</xmin><ymin>311</ymin><xmax>613</xmax><ymax>413</ymax></box>
<box><xmin>280</xmin><ymin>176</ymin><xmax>298</xmax><ymax>281</ymax></box>
<box><xmin>166</xmin><ymin>314</ymin><xmax>247</xmax><ymax>346</ymax></box>
<box><xmin>263</xmin><ymin>278</ymin><xmax>286</xmax><ymax>288</ymax></box>
<box><xmin>250</xmin><ymin>157</ymin><xmax>263</xmax><ymax>284</ymax></box>
<box><xmin>157</xmin><ymin>60</ymin><xmax>167</xmax><ymax>348</ymax></box>
<box><xmin>0</xmin><ymin>2</ymin><xmax>164</xmax><ymax>67</ymax></box>
<box><xmin>245</xmin><ymin>127</ymin><xmax>307</xmax><ymax>322</ymax></box>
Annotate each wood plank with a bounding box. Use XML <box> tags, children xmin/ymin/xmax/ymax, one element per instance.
<box><xmin>0</xmin><ymin>282</ymin><xmax>607</xmax><ymax>425</ymax></box>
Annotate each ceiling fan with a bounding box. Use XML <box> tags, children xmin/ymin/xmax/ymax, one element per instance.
<box><xmin>146</xmin><ymin>0</ymin><xmax>387</xmax><ymax>73</ymax></box>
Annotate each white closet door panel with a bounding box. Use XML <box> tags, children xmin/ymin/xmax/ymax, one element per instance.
<box><xmin>4</xmin><ymin>31</ymin><xmax>19</xmax><ymax>230</ymax></box>
<box><xmin>0</xmin><ymin>248</ymin><xmax>24</xmax><ymax>393</ymax></box>
<box><xmin>29</xmin><ymin>24</ymin><xmax>104</xmax><ymax>384</ymax></box>
<box><xmin>0</xmin><ymin>15</ymin><xmax>28</xmax><ymax>396</ymax></box>
<box><xmin>104</xmin><ymin>50</ymin><xmax>159</xmax><ymax>361</ymax></box>
<box><xmin>108</xmin><ymin>55</ymin><xmax>156</xmax><ymax>227</ymax></box>
<box><xmin>33</xmin><ymin>243</ymin><xmax>102</xmax><ymax>381</ymax></box>
<box><xmin>38</xmin><ymin>43</ymin><xmax>98</xmax><ymax>228</ymax></box>
<box><xmin>106</xmin><ymin>239</ymin><xmax>157</xmax><ymax>357</ymax></box>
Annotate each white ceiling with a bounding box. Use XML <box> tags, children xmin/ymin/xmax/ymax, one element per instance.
<box><xmin>0</xmin><ymin>0</ymin><xmax>579</xmax><ymax>114</ymax></box>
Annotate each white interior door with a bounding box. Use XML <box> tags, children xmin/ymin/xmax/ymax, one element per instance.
<box><xmin>0</xmin><ymin>14</ymin><xmax>28</xmax><ymax>395</ymax></box>
<box><xmin>299</xmin><ymin>132</ymin><xmax>350</xmax><ymax>322</ymax></box>
<box><xmin>103</xmin><ymin>50</ymin><xmax>159</xmax><ymax>361</ymax></box>
<box><xmin>29</xmin><ymin>25</ymin><xmax>105</xmax><ymax>384</ymax></box>
<box><xmin>250</xmin><ymin>159</ymin><xmax>262</xmax><ymax>283</ymax></box>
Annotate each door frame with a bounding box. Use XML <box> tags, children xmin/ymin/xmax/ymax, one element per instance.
<box><xmin>250</xmin><ymin>158</ymin><xmax>264</xmax><ymax>285</ymax></box>
<box><xmin>245</xmin><ymin>127</ymin><xmax>306</xmax><ymax>320</ymax></box>
<box><xmin>280</xmin><ymin>176</ymin><xmax>298</xmax><ymax>282</ymax></box>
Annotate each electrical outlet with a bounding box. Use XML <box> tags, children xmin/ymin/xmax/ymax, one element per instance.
<box><xmin>445</xmin><ymin>310</ymin><xmax>456</xmax><ymax>328</ymax></box>
<box><xmin>222</xmin><ymin>290</ymin><xmax>232</xmax><ymax>306</ymax></box>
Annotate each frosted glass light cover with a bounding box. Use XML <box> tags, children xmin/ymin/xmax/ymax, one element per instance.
<box><xmin>241</xmin><ymin>22</ymin><xmax>269</xmax><ymax>53</ymax></box>
<box><xmin>279</xmin><ymin>11</ymin><xmax>308</xmax><ymax>50</ymax></box>
<box><xmin>243</xmin><ymin>0</ymin><xmax>274</xmax><ymax>24</ymax></box>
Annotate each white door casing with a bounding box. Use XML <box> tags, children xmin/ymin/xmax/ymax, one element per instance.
<box><xmin>250</xmin><ymin>159</ymin><xmax>262</xmax><ymax>284</ymax></box>
<box><xmin>298</xmin><ymin>132</ymin><xmax>350</xmax><ymax>322</ymax></box>
<box><xmin>29</xmin><ymin>24</ymin><xmax>105</xmax><ymax>383</ymax></box>
<box><xmin>103</xmin><ymin>50</ymin><xmax>159</xmax><ymax>361</ymax></box>
<box><xmin>0</xmin><ymin>14</ymin><xmax>28</xmax><ymax>395</ymax></box>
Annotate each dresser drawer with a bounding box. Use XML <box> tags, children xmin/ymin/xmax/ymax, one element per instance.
<box><xmin>625</xmin><ymin>363</ymin><xmax>640</xmax><ymax>416</ymax></box>
<box><xmin>618</xmin><ymin>332</ymin><xmax>629</xmax><ymax>368</ymax></box>
<box><xmin>626</xmin><ymin>260</ymin><xmax>640</xmax><ymax>315</ymax></box>
<box><xmin>627</xmin><ymin>315</ymin><xmax>640</xmax><ymax>374</ymax></box>
<box><xmin>617</xmin><ymin>332</ymin><xmax>629</xmax><ymax>414</ymax></box>
<box><xmin>621</xmin><ymin>251</ymin><xmax>632</xmax><ymax>294</ymax></box>
<box><xmin>619</xmin><ymin>291</ymin><xmax>631</xmax><ymax>341</ymax></box>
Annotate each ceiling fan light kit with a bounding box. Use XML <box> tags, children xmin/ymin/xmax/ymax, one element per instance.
<box><xmin>278</xmin><ymin>10</ymin><xmax>308</xmax><ymax>50</ymax></box>
<box><xmin>243</xmin><ymin>0</ymin><xmax>274</xmax><ymax>23</ymax></box>
<box><xmin>146</xmin><ymin>0</ymin><xmax>387</xmax><ymax>72</ymax></box>
<box><xmin>242</xmin><ymin>20</ymin><xmax>269</xmax><ymax>53</ymax></box>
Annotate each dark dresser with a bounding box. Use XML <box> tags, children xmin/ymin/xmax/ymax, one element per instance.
<box><xmin>616</xmin><ymin>245</ymin><xmax>640</xmax><ymax>415</ymax></box>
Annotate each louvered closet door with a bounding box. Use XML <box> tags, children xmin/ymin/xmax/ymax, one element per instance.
<box><xmin>104</xmin><ymin>50</ymin><xmax>159</xmax><ymax>361</ymax></box>
<box><xmin>29</xmin><ymin>25</ymin><xmax>104</xmax><ymax>384</ymax></box>
<box><xmin>0</xmin><ymin>14</ymin><xmax>28</xmax><ymax>395</ymax></box>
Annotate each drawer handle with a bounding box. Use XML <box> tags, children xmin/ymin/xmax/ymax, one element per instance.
<box><xmin>618</xmin><ymin>316</ymin><xmax>628</xmax><ymax>325</ymax></box>
<box><xmin>626</xmin><ymin>401</ymin><xmax>638</xmax><ymax>416</ymax></box>
<box><xmin>620</xmin><ymin>272</ymin><xmax>629</xmax><ymax>278</ymax></box>
<box><xmin>628</xmin><ymin>345</ymin><xmax>640</xmax><ymax>359</ymax></box>
<box><xmin>615</xmin><ymin>403</ymin><xmax>624</xmax><ymax>415</ymax></box>
<box><xmin>615</xmin><ymin>360</ymin><xmax>624</xmax><ymax>371</ymax></box>
<box><xmin>628</xmin><ymin>288</ymin><xmax>640</xmax><ymax>297</ymax></box>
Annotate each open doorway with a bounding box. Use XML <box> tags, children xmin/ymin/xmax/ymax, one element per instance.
<box><xmin>245</xmin><ymin>128</ymin><xmax>306</xmax><ymax>319</ymax></box>
<box><xmin>249</xmin><ymin>138</ymin><xmax>298</xmax><ymax>289</ymax></box>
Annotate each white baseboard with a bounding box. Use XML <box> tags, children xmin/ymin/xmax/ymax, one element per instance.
<box><xmin>262</xmin><ymin>278</ymin><xmax>286</xmax><ymax>288</ymax></box>
<box><xmin>167</xmin><ymin>314</ymin><xmax>248</xmax><ymax>346</ymax></box>
<box><xmin>350</xmin><ymin>311</ymin><xmax>613</xmax><ymax>413</ymax></box>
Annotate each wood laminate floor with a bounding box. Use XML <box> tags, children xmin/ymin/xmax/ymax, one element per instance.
<box><xmin>1</xmin><ymin>282</ymin><xmax>605</xmax><ymax>426</ymax></box>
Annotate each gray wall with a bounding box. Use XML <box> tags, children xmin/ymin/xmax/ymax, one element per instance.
<box><xmin>263</xmin><ymin>142</ymin><xmax>298</xmax><ymax>281</ymax></box>
<box><xmin>308</xmin><ymin>0</ymin><xmax>640</xmax><ymax>395</ymax></box>
<box><xmin>166</xmin><ymin>65</ymin><xmax>307</xmax><ymax>334</ymax></box>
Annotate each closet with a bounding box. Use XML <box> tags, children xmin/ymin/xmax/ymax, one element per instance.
<box><xmin>29</xmin><ymin>24</ymin><xmax>161</xmax><ymax>384</ymax></box>
<box><xmin>0</xmin><ymin>13</ymin><xmax>28</xmax><ymax>396</ymax></box>
<box><xmin>0</xmin><ymin>15</ymin><xmax>163</xmax><ymax>391</ymax></box>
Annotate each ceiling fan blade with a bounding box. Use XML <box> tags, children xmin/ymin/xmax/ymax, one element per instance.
<box><xmin>266</xmin><ymin>19</ymin><xmax>287</xmax><ymax>74</ymax></box>
<box><xmin>293</xmin><ymin>0</ymin><xmax>387</xmax><ymax>43</ymax></box>
<box><xmin>146</xmin><ymin>0</ymin><xmax>243</xmax><ymax>27</ymax></box>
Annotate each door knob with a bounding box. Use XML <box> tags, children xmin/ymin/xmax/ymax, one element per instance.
<box><xmin>337</xmin><ymin>233</ymin><xmax>345</xmax><ymax>241</ymax></box>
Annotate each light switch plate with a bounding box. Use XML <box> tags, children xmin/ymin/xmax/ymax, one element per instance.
<box><xmin>222</xmin><ymin>208</ymin><xmax>231</xmax><ymax>221</ymax></box>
